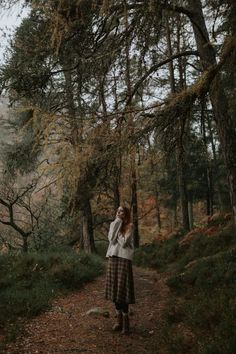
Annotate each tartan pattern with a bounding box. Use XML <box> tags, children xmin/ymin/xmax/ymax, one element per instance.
<box><xmin>105</xmin><ymin>256</ymin><xmax>135</xmax><ymax>304</ymax></box>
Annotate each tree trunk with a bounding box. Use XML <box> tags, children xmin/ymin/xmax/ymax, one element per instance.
<box><xmin>188</xmin><ymin>197</ymin><xmax>194</xmax><ymax>229</ymax></box>
<box><xmin>177</xmin><ymin>145</ymin><xmax>190</xmax><ymax>231</ymax></box>
<box><xmin>155</xmin><ymin>187</ymin><xmax>162</xmax><ymax>232</ymax></box>
<box><xmin>206</xmin><ymin>166</ymin><xmax>214</xmax><ymax>216</ymax></box>
<box><xmin>23</xmin><ymin>235</ymin><xmax>28</xmax><ymax>253</ymax></box>
<box><xmin>63</xmin><ymin>59</ymin><xmax>97</xmax><ymax>251</ymax></box>
<box><xmin>171</xmin><ymin>199</ymin><xmax>178</xmax><ymax>230</ymax></box>
<box><xmin>131</xmin><ymin>167</ymin><xmax>139</xmax><ymax>248</ymax></box>
<box><xmin>188</xmin><ymin>0</ymin><xmax>236</xmax><ymax>226</ymax></box>
<box><xmin>63</xmin><ymin>65</ymin><xmax>79</xmax><ymax>146</ymax></box>
<box><xmin>207</xmin><ymin>114</ymin><xmax>224</xmax><ymax>211</ymax></box>
<box><xmin>166</xmin><ymin>16</ymin><xmax>176</xmax><ymax>92</ymax></box>
<box><xmin>113</xmin><ymin>176</ymin><xmax>120</xmax><ymax>211</ymax></box>
<box><xmin>201</xmin><ymin>105</ymin><xmax>214</xmax><ymax>215</ymax></box>
<box><xmin>81</xmin><ymin>198</ymin><xmax>96</xmax><ymax>253</ymax></box>
<box><xmin>177</xmin><ymin>14</ymin><xmax>186</xmax><ymax>90</ymax></box>
<box><xmin>124</xmin><ymin>3</ymin><xmax>139</xmax><ymax>248</ymax></box>
<box><xmin>166</xmin><ymin>16</ymin><xmax>190</xmax><ymax>232</ymax></box>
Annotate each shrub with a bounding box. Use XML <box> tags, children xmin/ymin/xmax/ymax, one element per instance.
<box><xmin>94</xmin><ymin>240</ymin><xmax>108</xmax><ymax>258</ymax></box>
<box><xmin>0</xmin><ymin>249</ymin><xmax>104</xmax><ymax>330</ymax></box>
<box><xmin>133</xmin><ymin>234</ymin><xmax>182</xmax><ymax>270</ymax></box>
<box><xmin>166</xmin><ymin>247</ymin><xmax>236</xmax><ymax>292</ymax></box>
<box><xmin>142</xmin><ymin>227</ymin><xmax>236</xmax><ymax>354</ymax></box>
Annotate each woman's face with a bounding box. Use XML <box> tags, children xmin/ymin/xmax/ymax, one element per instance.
<box><xmin>116</xmin><ymin>206</ymin><xmax>125</xmax><ymax>219</ymax></box>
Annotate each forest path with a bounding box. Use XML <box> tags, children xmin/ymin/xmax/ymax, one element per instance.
<box><xmin>6</xmin><ymin>265</ymin><xmax>171</xmax><ymax>354</ymax></box>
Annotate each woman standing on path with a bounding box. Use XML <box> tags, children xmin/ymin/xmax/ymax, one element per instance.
<box><xmin>105</xmin><ymin>206</ymin><xmax>135</xmax><ymax>335</ymax></box>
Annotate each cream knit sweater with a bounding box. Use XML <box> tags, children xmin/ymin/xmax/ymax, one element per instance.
<box><xmin>106</xmin><ymin>218</ymin><xmax>134</xmax><ymax>261</ymax></box>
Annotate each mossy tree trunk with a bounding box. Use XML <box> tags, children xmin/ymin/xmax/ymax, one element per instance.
<box><xmin>63</xmin><ymin>57</ymin><xmax>96</xmax><ymax>253</ymax></box>
<box><xmin>188</xmin><ymin>0</ymin><xmax>236</xmax><ymax>227</ymax></box>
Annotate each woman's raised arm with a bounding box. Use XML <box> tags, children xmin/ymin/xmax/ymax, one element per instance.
<box><xmin>108</xmin><ymin>218</ymin><xmax>122</xmax><ymax>245</ymax></box>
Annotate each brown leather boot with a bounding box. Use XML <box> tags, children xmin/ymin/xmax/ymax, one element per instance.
<box><xmin>121</xmin><ymin>313</ymin><xmax>130</xmax><ymax>334</ymax></box>
<box><xmin>112</xmin><ymin>310</ymin><xmax>122</xmax><ymax>331</ymax></box>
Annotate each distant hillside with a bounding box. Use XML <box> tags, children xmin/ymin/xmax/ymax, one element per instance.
<box><xmin>0</xmin><ymin>96</ymin><xmax>10</xmax><ymax>168</ymax></box>
<box><xmin>0</xmin><ymin>96</ymin><xmax>8</xmax><ymax>115</ymax></box>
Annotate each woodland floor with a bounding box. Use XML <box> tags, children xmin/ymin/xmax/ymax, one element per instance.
<box><xmin>4</xmin><ymin>265</ymin><xmax>173</xmax><ymax>354</ymax></box>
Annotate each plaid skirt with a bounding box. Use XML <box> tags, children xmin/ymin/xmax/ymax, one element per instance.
<box><xmin>105</xmin><ymin>256</ymin><xmax>135</xmax><ymax>304</ymax></box>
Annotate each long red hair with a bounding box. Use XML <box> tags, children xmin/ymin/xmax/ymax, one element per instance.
<box><xmin>120</xmin><ymin>206</ymin><xmax>131</xmax><ymax>235</ymax></box>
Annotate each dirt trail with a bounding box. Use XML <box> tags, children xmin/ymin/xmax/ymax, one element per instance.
<box><xmin>5</xmin><ymin>266</ymin><xmax>171</xmax><ymax>354</ymax></box>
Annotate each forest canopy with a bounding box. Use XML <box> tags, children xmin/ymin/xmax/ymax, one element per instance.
<box><xmin>0</xmin><ymin>0</ymin><xmax>235</xmax><ymax>253</ymax></box>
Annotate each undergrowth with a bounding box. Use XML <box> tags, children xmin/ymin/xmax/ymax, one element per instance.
<box><xmin>134</xmin><ymin>226</ymin><xmax>236</xmax><ymax>354</ymax></box>
<box><xmin>0</xmin><ymin>248</ymin><xmax>104</xmax><ymax>348</ymax></box>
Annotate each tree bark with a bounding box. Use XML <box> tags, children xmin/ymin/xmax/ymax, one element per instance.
<box><xmin>171</xmin><ymin>199</ymin><xmax>178</xmax><ymax>230</ymax></box>
<box><xmin>166</xmin><ymin>16</ymin><xmax>176</xmax><ymax>93</ymax></box>
<box><xmin>207</xmin><ymin>115</ymin><xmax>224</xmax><ymax>211</ymax></box>
<box><xmin>188</xmin><ymin>0</ymin><xmax>236</xmax><ymax>226</ymax></box>
<box><xmin>188</xmin><ymin>198</ymin><xmax>194</xmax><ymax>229</ymax></box>
<box><xmin>206</xmin><ymin>166</ymin><xmax>214</xmax><ymax>216</ymax></box>
<box><xmin>130</xmin><ymin>163</ymin><xmax>139</xmax><ymax>248</ymax></box>
<box><xmin>63</xmin><ymin>63</ymin><xmax>79</xmax><ymax>146</ymax></box>
<box><xmin>124</xmin><ymin>1</ymin><xmax>139</xmax><ymax>247</ymax></box>
<box><xmin>166</xmin><ymin>15</ymin><xmax>190</xmax><ymax>232</ymax></box>
<box><xmin>155</xmin><ymin>187</ymin><xmax>162</xmax><ymax>232</ymax></box>
<box><xmin>113</xmin><ymin>172</ymin><xmax>120</xmax><ymax>211</ymax></box>
<box><xmin>81</xmin><ymin>198</ymin><xmax>96</xmax><ymax>253</ymax></box>
<box><xmin>63</xmin><ymin>58</ymin><xmax>97</xmax><ymax>252</ymax></box>
<box><xmin>23</xmin><ymin>235</ymin><xmax>28</xmax><ymax>253</ymax></box>
<box><xmin>201</xmin><ymin>105</ymin><xmax>214</xmax><ymax>215</ymax></box>
<box><xmin>176</xmin><ymin>145</ymin><xmax>190</xmax><ymax>231</ymax></box>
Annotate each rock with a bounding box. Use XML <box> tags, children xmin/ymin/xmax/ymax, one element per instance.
<box><xmin>86</xmin><ymin>307</ymin><xmax>110</xmax><ymax>318</ymax></box>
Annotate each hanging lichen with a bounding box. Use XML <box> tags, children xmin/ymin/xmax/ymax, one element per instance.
<box><xmin>100</xmin><ymin>0</ymin><xmax>109</xmax><ymax>15</ymax></box>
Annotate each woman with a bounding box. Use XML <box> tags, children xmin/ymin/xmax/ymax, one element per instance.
<box><xmin>105</xmin><ymin>206</ymin><xmax>135</xmax><ymax>335</ymax></box>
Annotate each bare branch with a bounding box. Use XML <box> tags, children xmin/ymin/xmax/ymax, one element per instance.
<box><xmin>126</xmin><ymin>50</ymin><xmax>199</xmax><ymax>105</ymax></box>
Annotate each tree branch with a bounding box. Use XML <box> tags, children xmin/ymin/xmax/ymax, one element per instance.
<box><xmin>132</xmin><ymin>34</ymin><xmax>236</xmax><ymax>143</ymax></box>
<box><xmin>126</xmin><ymin>50</ymin><xmax>199</xmax><ymax>105</ymax></box>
